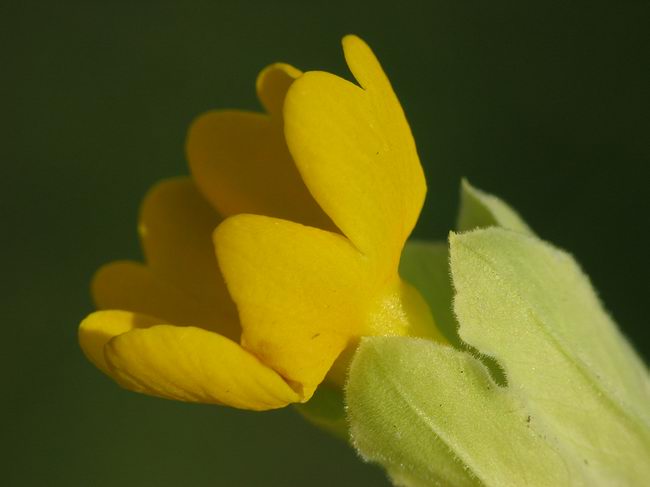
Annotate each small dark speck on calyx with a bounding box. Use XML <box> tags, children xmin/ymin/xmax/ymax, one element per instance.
<box><xmin>311</xmin><ymin>333</ymin><xmax>321</xmax><ymax>339</ymax></box>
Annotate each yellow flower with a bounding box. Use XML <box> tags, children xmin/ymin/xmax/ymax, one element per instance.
<box><xmin>79</xmin><ymin>35</ymin><xmax>443</xmax><ymax>411</ymax></box>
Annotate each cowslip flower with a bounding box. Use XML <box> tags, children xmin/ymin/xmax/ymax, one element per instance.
<box><xmin>79</xmin><ymin>35</ymin><xmax>443</xmax><ymax>411</ymax></box>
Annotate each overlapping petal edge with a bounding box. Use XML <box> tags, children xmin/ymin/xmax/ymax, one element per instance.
<box><xmin>79</xmin><ymin>35</ymin><xmax>441</xmax><ymax>410</ymax></box>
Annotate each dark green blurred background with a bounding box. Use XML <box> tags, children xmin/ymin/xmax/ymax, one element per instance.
<box><xmin>2</xmin><ymin>1</ymin><xmax>648</xmax><ymax>486</ymax></box>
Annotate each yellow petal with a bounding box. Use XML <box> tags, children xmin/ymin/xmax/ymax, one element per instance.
<box><xmin>105</xmin><ymin>322</ymin><xmax>300</xmax><ymax>410</ymax></box>
<box><xmin>214</xmin><ymin>214</ymin><xmax>371</xmax><ymax>398</ymax></box>
<box><xmin>186</xmin><ymin>65</ymin><xmax>332</xmax><ymax>229</ymax></box>
<box><xmin>93</xmin><ymin>178</ymin><xmax>239</xmax><ymax>339</ymax></box>
<box><xmin>92</xmin><ymin>261</ymin><xmax>239</xmax><ymax>340</ymax></box>
<box><xmin>139</xmin><ymin>177</ymin><xmax>237</xmax><ymax>321</ymax></box>
<box><xmin>79</xmin><ymin>310</ymin><xmax>160</xmax><ymax>375</ymax></box>
<box><xmin>283</xmin><ymin>35</ymin><xmax>425</xmax><ymax>276</ymax></box>
<box><xmin>256</xmin><ymin>63</ymin><xmax>302</xmax><ymax>118</ymax></box>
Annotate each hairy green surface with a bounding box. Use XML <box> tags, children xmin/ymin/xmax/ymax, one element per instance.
<box><xmin>451</xmin><ymin>228</ymin><xmax>650</xmax><ymax>484</ymax></box>
<box><xmin>348</xmin><ymin>337</ymin><xmax>583</xmax><ymax>486</ymax></box>
<box><xmin>348</xmin><ymin>183</ymin><xmax>650</xmax><ymax>486</ymax></box>
<box><xmin>457</xmin><ymin>180</ymin><xmax>532</xmax><ymax>234</ymax></box>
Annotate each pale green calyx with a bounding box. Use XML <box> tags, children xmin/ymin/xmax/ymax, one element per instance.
<box><xmin>346</xmin><ymin>182</ymin><xmax>650</xmax><ymax>486</ymax></box>
<box><xmin>457</xmin><ymin>179</ymin><xmax>533</xmax><ymax>234</ymax></box>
